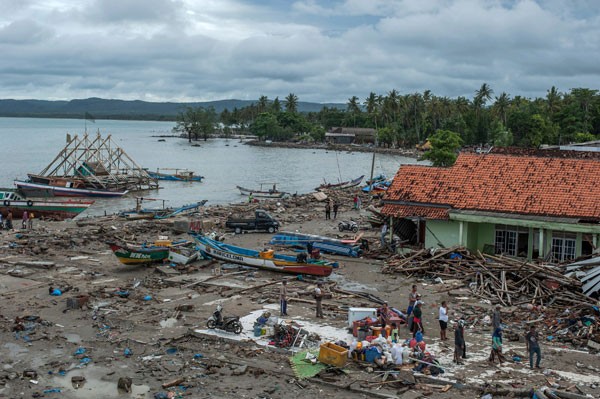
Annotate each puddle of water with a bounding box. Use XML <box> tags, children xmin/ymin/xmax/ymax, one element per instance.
<box><xmin>52</xmin><ymin>365</ymin><xmax>150</xmax><ymax>398</ymax></box>
<box><xmin>2</xmin><ymin>342</ymin><xmax>29</xmax><ymax>358</ymax></box>
<box><xmin>327</xmin><ymin>272</ymin><xmax>373</xmax><ymax>291</ymax></box>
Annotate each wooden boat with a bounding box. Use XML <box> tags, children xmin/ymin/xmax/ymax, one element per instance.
<box><xmin>237</xmin><ymin>183</ymin><xmax>287</xmax><ymax>199</ymax></box>
<box><xmin>362</xmin><ymin>180</ymin><xmax>391</xmax><ymax>193</ymax></box>
<box><xmin>365</xmin><ymin>174</ymin><xmax>387</xmax><ymax>185</ymax></box>
<box><xmin>147</xmin><ymin>169</ymin><xmax>203</xmax><ymax>182</ymax></box>
<box><xmin>191</xmin><ymin>233</ymin><xmax>336</xmax><ymax>277</ymax></box>
<box><xmin>269</xmin><ymin>231</ymin><xmax>364</xmax><ymax>257</ymax></box>
<box><xmin>15</xmin><ymin>180</ymin><xmax>128</xmax><ymax>198</ymax></box>
<box><xmin>316</xmin><ymin>175</ymin><xmax>364</xmax><ymax>191</ymax></box>
<box><xmin>108</xmin><ymin>239</ymin><xmax>192</xmax><ymax>265</ymax></box>
<box><xmin>119</xmin><ymin>199</ymin><xmax>207</xmax><ymax>220</ymax></box>
<box><xmin>0</xmin><ymin>189</ymin><xmax>94</xmax><ymax>220</ymax></box>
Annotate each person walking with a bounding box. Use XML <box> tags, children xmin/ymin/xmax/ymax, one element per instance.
<box><xmin>332</xmin><ymin>201</ymin><xmax>339</xmax><ymax>219</ymax></box>
<box><xmin>492</xmin><ymin>305</ymin><xmax>502</xmax><ymax>331</ymax></box>
<box><xmin>28</xmin><ymin>212</ymin><xmax>34</xmax><ymax>229</ymax></box>
<box><xmin>439</xmin><ymin>301</ymin><xmax>449</xmax><ymax>341</ymax></box>
<box><xmin>22</xmin><ymin>210</ymin><xmax>29</xmax><ymax>229</ymax></box>
<box><xmin>279</xmin><ymin>280</ymin><xmax>288</xmax><ymax>316</ymax></box>
<box><xmin>314</xmin><ymin>282</ymin><xmax>324</xmax><ymax>318</ymax></box>
<box><xmin>325</xmin><ymin>201</ymin><xmax>331</xmax><ymax>220</ymax></box>
<box><xmin>489</xmin><ymin>327</ymin><xmax>505</xmax><ymax>364</ymax></box>
<box><xmin>454</xmin><ymin>319</ymin><xmax>466</xmax><ymax>365</ymax></box>
<box><xmin>525</xmin><ymin>325</ymin><xmax>542</xmax><ymax>369</ymax></box>
<box><xmin>380</xmin><ymin>222</ymin><xmax>388</xmax><ymax>247</ymax></box>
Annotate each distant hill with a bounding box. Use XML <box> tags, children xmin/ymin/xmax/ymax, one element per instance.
<box><xmin>0</xmin><ymin>98</ymin><xmax>345</xmax><ymax>120</ymax></box>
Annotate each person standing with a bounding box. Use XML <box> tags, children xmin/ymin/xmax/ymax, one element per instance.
<box><xmin>325</xmin><ymin>201</ymin><xmax>331</xmax><ymax>220</ymax></box>
<box><xmin>248</xmin><ymin>192</ymin><xmax>254</xmax><ymax>203</ymax></box>
<box><xmin>407</xmin><ymin>285</ymin><xmax>419</xmax><ymax>317</ymax></box>
<box><xmin>525</xmin><ymin>325</ymin><xmax>542</xmax><ymax>369</ymax></box>
<box><xmin>492</xmin><ymin>305</ymin><xmax>502</xmax><ymax>331</ymax></box>
<box><xmin>439</xmin><ymin>301</ymin><xmax>449</xmax><ymax>341</ymax></box>
<box><xmin>332</xmin><ymin>201</ymin><xmax>339</xmax><ymax>219</ymax></box>
<box><xmin>22</xmin><ymin>210</ymin><xmax>29</xmax><ymax>229</ymax></box>
<box><xmin>353</xmin><ymin>194</ymin><xmax>358</xmax><ymax>210</ymax></box>
<box><xmin>489</xmin><ymin>327</ymin><xmax>505</xmax><ymax>364</ymax></box>
<box><xmin>380</xmin><ymin>222</ymin><xmax>388</xmax><ymax>247</ymax></box>
<box><xmin>280</xmin><ymin>280</ymin><xmax>288</xmax><ymax>316</ymax></box>
<box><xmin>6</xmin><ymin>210</ymin><xmax>13</xmax><ymax>230</ymax></box>
<box><xmin>356</xmin><ymin>195</ymin><xmax>362</xmax><ymax>210</ymax></box>
<box><xmin>28</xmin><ymin>212</ymin><xmax>34</xmax><ymax>229</ymax></box>
<box><xmin>0</xmin><ymin>212</ymin><xmax>3</xmax><ymax>230</ymax></box>
<box><xmin>314</xmin><ymin>282</ymin><xmax>324</xmax><ymax>318</ymax></box>
<box><xmin>454</xmin><ymin>319</ymin><xmax>466</xmax><ymax>365</ymax></box>
<box><xmin>412</xmin><ymin>300</ymin><xmax>424</xmax><ymax>336</ymax></box>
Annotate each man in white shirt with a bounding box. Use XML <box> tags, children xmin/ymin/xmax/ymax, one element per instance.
<box><xmin>314</xmin><ymin>282</ymin><xmax>324</xmax><ymax>318</ymax></box>
<box><xmin>438</xmin><ymin>301</ymin><xmax>449</xmax><ymax>340</ymax></box>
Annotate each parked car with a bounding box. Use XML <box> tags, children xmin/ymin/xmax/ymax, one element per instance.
<box><xmin>225</xmin><ymin>210</ymin><xmax>280</xmax><ymax>234</ymax></box>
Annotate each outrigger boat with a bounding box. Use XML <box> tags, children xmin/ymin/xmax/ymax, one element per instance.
<box><xmin>316</xmin><ymin>175</ymin><xmax>364</xmax><ymax>191</ymax></box>
<box><xmin>237</xmin><ymin>183</ymin><xmax>287</xmax><ymax>199</ymax></box>
<box><xmin>269</xmin><ymin>231</ymin><xmax>365</xmax><ymax>258</ymax></box>
<box><xmin>108</xmin><ymin>239</ymin><xmax>193</xmax><ymax>265</ymax></box>
<box><xmin>191</xmin><ymin>233</ymin><xmax>336</xmax><ymax>277</ymax></box>
<box><xmin>15</xmin><ymin>179</ymin><xmax>128</xmax><ymax>198</ymax></box>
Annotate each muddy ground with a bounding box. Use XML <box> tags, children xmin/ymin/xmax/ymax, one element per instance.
<box><xmin>0</xmin><ymin>191</ymin><xmax>599</xmax><ymax>399</ymax></box>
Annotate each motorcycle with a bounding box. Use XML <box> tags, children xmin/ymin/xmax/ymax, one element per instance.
<box><xmin>338</xmin><ymin>220</ymin><xmax>359</xmax><ymax>233</ymax></box>
<box><xmin>207</xmin><ymin>304</ymin><xmax>243</xmax><ymax>334</ymax></box>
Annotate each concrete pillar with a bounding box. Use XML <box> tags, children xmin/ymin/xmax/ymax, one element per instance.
<box><xmin>538</xmin><ymin>228</ymin><xmax>545</xmax><ymax>258</ymax></box>
<box><xmin>459</xmin><ymin>221</ymin><xmax>464</xmax><ymax>246</ymax></box>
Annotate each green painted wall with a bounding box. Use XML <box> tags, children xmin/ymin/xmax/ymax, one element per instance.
<box><xmin>424</xmin><ymin>220</ymin><xmax>460</xmax><ymax>248</ymax></box>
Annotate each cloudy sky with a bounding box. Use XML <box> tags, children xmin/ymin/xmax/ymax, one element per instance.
<box><xmin>1</xmin><ymin>0</ymin><xmax>598</xmax><ymax>103</ymax></box>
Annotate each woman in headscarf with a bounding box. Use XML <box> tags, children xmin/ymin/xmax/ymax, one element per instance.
<box><xmin>454</xmin><ymin>319</ymin><xmax>465</xmax><ymax>365</ymax></box>
<box><xmin>489</xmin><ymin>327</ymin><xmax>505</xmax><ymax>364</ymax></box>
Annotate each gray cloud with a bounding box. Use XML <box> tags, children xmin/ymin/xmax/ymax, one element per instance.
<box><xmin>0</xmin><ymin>0</ymin><xmax>597</xmax><ymax>103</ymax></box>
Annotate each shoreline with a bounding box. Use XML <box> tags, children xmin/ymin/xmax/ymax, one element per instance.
<box><xmin>245</xmin><ymin>139</ymin><xmax>420</xmax><ymax>158</ymax></box>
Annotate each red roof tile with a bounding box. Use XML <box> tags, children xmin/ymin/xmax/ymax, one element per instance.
<box><xmin>382</xmin><ymin>204</ymin><xmax>449</xmax><ymax>219</ymax></box>
<box><xmin>383</xmin><ymin>153</ymin><xmax>600</xmax><ymax>220</ymax></box>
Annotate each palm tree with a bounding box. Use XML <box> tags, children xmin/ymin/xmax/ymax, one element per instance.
<box><xmin>364</xmin><ymin>92</ymin><xmax>380</xmax><ymax>129</ymax></box>
<box><xmin>257</xmin><ymin>95</ymin><xmax>269</xmax><ymax>113</ymax></box>
<box><xmin>493</xmin><ymin>92</ymin><xmax>510</xmax><ymax>126</ymax></box>
<box><xmin>545</xmin><ymin>86</ymin><xmax>561</xmax><ymax>120</ymax></box>
<box><xmin>474</xmin><ymin>83</ymin><xmax>494</xmax><ymax>107</ymax></box>
<box><xmin>284</xmin><ymin>93</ymin><xmax>299</xmax><ymax>113</ymax></box>
<box><xmin>271</xmin><ymin>97</ymin><xmax>282</xmax><ymax>113</ymax></box>
<box><xmin>346</xmin><ymin>95</ymin><xmax>361</xmax><ymax>127</ymax></box>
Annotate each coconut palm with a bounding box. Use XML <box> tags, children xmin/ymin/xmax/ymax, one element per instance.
<box><xmin>284</xmin><ymin>93</ymin><xmax>299</xmax><ymax>113</ymax></box>
<box><xmin>493</xmin><ymin>92</ymin><xmax>511</xmax><ymax>126</ymax></box>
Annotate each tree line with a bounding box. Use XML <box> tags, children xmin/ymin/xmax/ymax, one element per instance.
<box><xmin>175</xmin><ymin>84</ymin><xmax>600</xmax><ymax>148</ymax></box>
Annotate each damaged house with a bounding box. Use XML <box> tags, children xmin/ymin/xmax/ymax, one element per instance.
<box><xmin>381</xmin><ymin>151</ymin><xmax>600</xmax><ymax>261</ymax></box>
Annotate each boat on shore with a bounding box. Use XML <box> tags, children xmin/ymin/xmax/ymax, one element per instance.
<box><xmin>269</xmin><ymin>231</ymin><xmax>365</xmax><ymax>258</ymax></box>
<box><xmin>147</xmin><ymin>168</ymin><xmax>204</xmax><ymax>182</ymax></box>
<box><xmin>108</xmin><ymin>239</ymin><xmax>193</xmax><ymax>265</ymax></box>
<box><xmin>316</xmin><ymin>175</ymin><xmax>364</xmax><ymax>191</ymax></box>
<box><xmin>237</xmin><ymin>183</ymin><xmax>287</xmax><ymax>199</ymax></box>
<box><xmin>15</xmin><ymin>179</ymin><xmax>128</xmax><ymax>198</ymax></box>
<box><xmin>118</xmin><ymin>199</ymin><xmax>207</xmax><ymax>220</ymax></box>
<box><xmin>168</xmin><ymin>246</ymin><xmax>200</xmax><ymax>265</ymax></box>
<box><xmin>191</xmin><ymin>233</ymin><xmax>336</xmax><ymax>277</ymax></box>
<box><xmin>0</xmin><ymin>189</ymin><xmax>94</xmax><ymax>220</ymax></box>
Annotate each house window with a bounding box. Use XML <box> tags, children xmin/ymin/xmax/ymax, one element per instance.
<box><xmin>495</xmin><ymin>225</ymin><xmax>529</xmax><ymax>257</ymax></box>
<box><xmin>551</xmin><ymin>232</ymin><xmax>576</xmax><ymax>262</ymax></box>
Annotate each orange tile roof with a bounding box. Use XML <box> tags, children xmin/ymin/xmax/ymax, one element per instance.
<box><xmin>382</xmin><ymin>204</ymin><xmax>449</xmax><ymax>219</ymax></box>
<box><xmin>383</xmin><ymin>153</ymin><xmax>600</xmax><ymax>220</ymax></box>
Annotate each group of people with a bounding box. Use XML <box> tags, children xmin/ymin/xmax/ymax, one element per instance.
<box><xmin>1</xmin><ymin>210</ymin><xmax>34</xmax><ymax>231</ymax></box>
<box><xmin>324</xmin><ymin>199</ymin><xmax>339</xmax><ymax>220</ymax></box>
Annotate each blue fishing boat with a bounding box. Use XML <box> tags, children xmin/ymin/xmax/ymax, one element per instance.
<box><xmin>269</xmin><ymin>231</ymin><xmax>364</xmax><ymax>258</ymax></box>
<box><xmin>190</xmin><ymin>233</ymin><xmax>337</xmax><ymax>277</ymax></box>
<box><xmin>147</xmin><ymin>168</ymin><xmax>204</xmax><ymax>182</ymax></box>
<box><xmin>362</xmin><ymin>180</ymin><xmax>391</xmax><ymax>193</ymax></box>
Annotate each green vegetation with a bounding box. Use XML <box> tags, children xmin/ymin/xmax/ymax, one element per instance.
<box><xmin>422</xmin><ymin>130</ymin><xmax>463</xmax><ymax>167</ymax></box>
<box><xmin>3</xmin><ymin>85</ymin><xmax>599</xmax><ymax>152</ymax></box>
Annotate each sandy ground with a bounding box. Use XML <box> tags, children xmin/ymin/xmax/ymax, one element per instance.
<box><xmin>0</xmin><ymin>195</ymin><xmax>599</xmax><ymax>399</ymax></box>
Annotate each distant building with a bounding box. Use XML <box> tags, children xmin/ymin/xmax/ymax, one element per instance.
<box><xmin>326</xmin><ymin>127</ymin><xmax>376</xmax><ymax>145</ymax></box>
<box><xmin>382</xmin><ymin>151</ymin><xmax>600</xmax><ymax>261</ymax></box>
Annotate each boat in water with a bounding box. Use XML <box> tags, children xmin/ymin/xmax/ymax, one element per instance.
<box><xmin>269</xmin><ymin>231</ymin><xmax>365</xmax><ymax>258</ymax></box>
<box><xmin>237</xmin><ymin>183</ymin><xmax>287</xmax><ymax>199</ymax></box>
<box><xmin>316</xmin><ymin>175</ymin><xmax>364</xmax><ymax>191</ymax></box>
<box><xmin>146</xmin><ymin>168</ymin><xmax>204</xmax><ymax>182</ymax></box>
<box><xmin>191</xmin><ymin>233</ymin><xmax>336</xmax><ymax>277</ymax></box>
<box><xmin>0</xmin><ymin>189</ymin><xmax>94</xmax><ymax>220</ymax></box>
